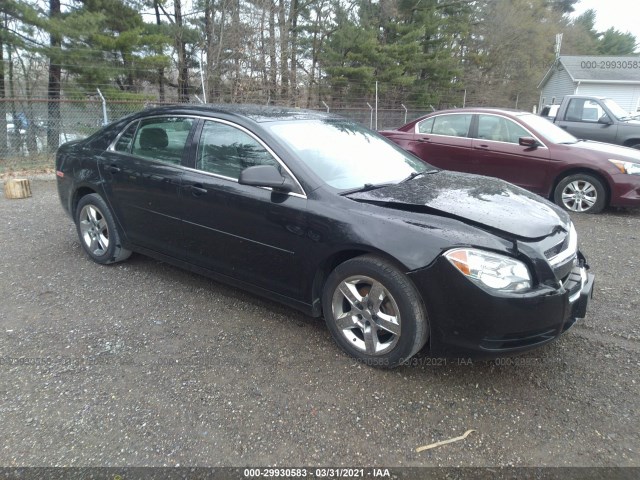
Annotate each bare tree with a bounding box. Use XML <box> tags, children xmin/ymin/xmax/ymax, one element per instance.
<box><xmin>47</xmin><ymin>0</ymin><xmax>61</xmax><ymax>153</ymax></box>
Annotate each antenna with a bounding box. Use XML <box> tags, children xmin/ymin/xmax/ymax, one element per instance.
<box><xmin>555</xmin><ymin>33</ymin><xmax>563</xmax><ymax>59</ymax></box>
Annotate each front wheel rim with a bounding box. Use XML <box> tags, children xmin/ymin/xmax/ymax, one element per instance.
<box><xmin>561</xmin><ymin>180</ymin><xmax>597</xmax><ymax>212</ymax></box>
<box><xmin>79</xmin><ymin>204</ymin><xmax>110</xmax><ymax>256</ymax></box>
<box><xmin>331</xmin><ymin>275</ymin><xmax>401</xmax><ymax>356</ymax></box>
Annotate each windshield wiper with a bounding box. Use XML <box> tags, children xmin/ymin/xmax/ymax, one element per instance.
<box><xmin>341</xmin><ymin>170</ymin><xmax>438</xmax><ymax>195</ymax></box>
<box><xmin>339</xmin><ymin>182</ymin><xmax>396</xmax><ymax>196</ymax></box>
<box><xmin>400</xmin><ymin>169</ymin><xmax>437</xmax><ymax>183</ymax></box>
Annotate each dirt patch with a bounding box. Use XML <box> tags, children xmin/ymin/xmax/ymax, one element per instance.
<box><xmin>0</xmin><ymin>179</ymin><xmax>638</xmax><ymax>468</ymax></box>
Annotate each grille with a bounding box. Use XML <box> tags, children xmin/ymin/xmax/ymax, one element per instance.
<box><xmin>544</xmin><ymin>235</ymin><xmax>569</xmax><ymax>259</ymax></box>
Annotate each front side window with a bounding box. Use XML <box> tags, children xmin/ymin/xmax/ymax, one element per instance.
<box><xmin>196</xmin><ymin>120</ymin><xmax>279</xmax><ymax>179</ymax></box>
<box><xmin>131</xmin><ymin>117</ymin><xmax>194</xmax><ymax>165</ymax></box>
<box><xmin>477</xmin><ymin>115</ymin><xmax>529</xmax><ymax>144</ymax></box>
<box><xmin>566</xmin><ymin>99</ymin><xmax>607</xmax><ymax>123</ymax></box>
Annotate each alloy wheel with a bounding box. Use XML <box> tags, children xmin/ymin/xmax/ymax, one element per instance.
<box><xmin>79</xmin><ymin>204</ymin><xmax>110</xmax><ymax>256</ymax></box>
<box><xmin>331</xmin><ymin>275</ymin><xmax>401</xmax><ymax>355</ymax></box>
<box><xmin>561</xmin><ymin>180</ymin><xmax>598</xmax><ymax>212</ymax></box>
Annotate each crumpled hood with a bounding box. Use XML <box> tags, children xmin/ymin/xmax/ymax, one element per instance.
<box><xmin>347</xmin><ymin>171</ymin><xmax>570</xmax><ymax>239</ymax></box>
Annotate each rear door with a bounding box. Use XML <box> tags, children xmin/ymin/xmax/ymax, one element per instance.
<box><xmin>99</xmin><ymin>116</ymin><xmax>195</xmax><ymax>257</ymax></box>
<box><xmin>180</xmin><ymin>119</ymin><xmax>308</xmax><ymax>299</ymax></box>
<box><xmin>408</xmin><ymin>113</ymin><xmax>474</xmax><ymax>171</ymax></box>
<box><xmin>471</xmin><ymin>114</ymin><xmax>551</xmax><ymax>194</ymax></box>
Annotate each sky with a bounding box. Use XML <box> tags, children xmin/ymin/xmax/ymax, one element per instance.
<box><xmin>571</xmin><ymin>0</ymin><xmax>640</xmax><ymax>44</ymax></box>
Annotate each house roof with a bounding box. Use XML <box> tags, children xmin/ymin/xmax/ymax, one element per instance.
<box><xmin>538</xmin><ymin>55</ymin><xmax>640</xmax><ymax>88</ymax></box>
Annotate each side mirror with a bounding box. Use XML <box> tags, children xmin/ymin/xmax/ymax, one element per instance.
<box><xmin>519</xmin><ymin>136</ymin><xmax>539</xmax><ymax>148</ymax></box>
<box><xmin>238</xmin><ymin>165</ymin><xmax>294</xmax><ymax>193</ymax></box>
<box><xmin>598</xmin><ymin>114</ymin><xmax>613</xmax><ymax>125</ymax></box>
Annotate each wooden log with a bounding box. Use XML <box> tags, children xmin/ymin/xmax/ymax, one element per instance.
<box><xmin>3</xmin><ymin>178</ymin><xmax>32</xmax><ymax>199</ymax></box>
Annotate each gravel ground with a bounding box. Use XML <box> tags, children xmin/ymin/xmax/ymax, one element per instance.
<box><xmin>0</xmin><ymin>179</ymin><xmax>638</xmax><ymax>469</ymax></box>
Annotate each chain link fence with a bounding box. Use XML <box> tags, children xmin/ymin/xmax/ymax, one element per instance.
<box><xmin>0</xmin><ymin>97</ymin><xmax>432</xmax><ymax>173</ymax></box>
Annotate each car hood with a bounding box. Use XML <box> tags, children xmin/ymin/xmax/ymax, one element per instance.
<box><xmin>569</xmin><ymin>140</ymin><xmax>640</xmax><ymax>162</ymax></box>
<box><xmin>347</xmin><ymin>171</ymin><xmax>569</xmax><ymax>239</ymax></box>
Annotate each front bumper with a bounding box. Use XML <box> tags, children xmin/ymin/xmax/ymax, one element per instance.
<box><xmin>408</xmin><ymin>254</ymin><xmax>594</xmax><ymax>358</ymax></box>
<box><xmin>610</xmin><ymin>173</ymin><xmax>640</xmax><ymax>208</ymax></box>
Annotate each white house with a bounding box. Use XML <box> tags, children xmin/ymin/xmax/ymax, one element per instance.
<box><xmin>538</xmin><ymin>55</ymin><xmax>640</xmax><ymax>113</ymax></box>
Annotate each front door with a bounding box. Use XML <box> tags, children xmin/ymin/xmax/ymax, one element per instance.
<box><xmin>555</xmin><ymin>98</ymin><xmax>618</xmax><ymax>142</ymax></box>
<box><xmin>471</xmin><ymin>114</ymin><xmax>552</xmax><ymax>194</ymax></box>
<box><xmin>180</xmin><ymin>119</ymin><xmax>308</xmax><ymax>299</ymax></box>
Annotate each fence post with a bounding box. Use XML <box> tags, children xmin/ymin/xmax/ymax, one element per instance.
<box><xmin>97</xmin><ymin>89</ymin><xmax>108</xmax><ymax>125</ymax></box>
<box><xmin>321</xmin><ymin>101</ymin><xmax>329</xmax><ymax>113</ymax></box>
<box><xmin>375</xmin><ymin>81</ymin><xmax>378</xmax><ymax>130</ymax></box>
<box><xmin>366</xmin><ymin>103</ymin><xmax>373</xmax><ymax>129</ymax></box>
<box><xmin>401</xmin><ymin>104</ymin><xmax>408</xmax><ymax>125</ymax></box>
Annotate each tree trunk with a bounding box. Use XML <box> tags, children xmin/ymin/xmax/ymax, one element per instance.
<box><xmin>231</xmin><ymin>0</ymin><xmax>241</xmax><ymax>99</ymax></box>
<box><xmin>0</xmin><ymin>13</ymin><xmax>7</xmax><ymax>156</ymax></box>
<box><xmin>289</xmin><ymin>0</ymin><xmax>298</xmax><ymax>105</ymax></box>
<box><xmin>154</xmin><ymin>0</ymin><xmax>165</xmax><ymax>102</ymax></box>
<box><xmin>268</xmin><ymin>0</ymin><xmax>277</xmax><ymax>103</ymax></box>
<box><xmin>47</xmin><ymin>0</ymin><xmax>62</xmax><ymax>154</ymax></box>
<box><xmin>174</xmin><ymin>0</ymin><xmax>189</xmax><ymax>103</ymax></box>
<box><xmin>259</xmin><ymin>3</ymin><xmax>268</xmax><ymax>95</ymax></box>
<box><xmin>4</xmin><ymin>179</ymin><xmax>32</xmax><ymax>199</ymax></box>
<box><xmin>278</xmin><ymin>0</ymin><xmax>289</xmax><ymax>101</ymax></box>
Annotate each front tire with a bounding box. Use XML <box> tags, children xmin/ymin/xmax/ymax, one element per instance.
<box><xmin>75</xmin><ymin>193</ymin><xmax>131</xmax><ymax>264</ymax></box>
<box><xmin>553</xmin><ymin>174</ymin><xmax>606</xmax><ymax>214</ymax></box>
<box><xmin>322</xmin><ymin>255</ymin><xmax>428</xmax><ymax>368</ymax></box>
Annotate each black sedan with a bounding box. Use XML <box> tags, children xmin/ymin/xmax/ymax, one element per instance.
<box><xmin>56</xmin><ymin>104</ymin><xmax>594</xmax><ymax>367</ymax></box>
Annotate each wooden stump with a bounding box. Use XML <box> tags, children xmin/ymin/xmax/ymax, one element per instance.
<box><xmin>3</xmin><ymin>178</ymin><xmax>32</xmax><ymax>199</ymax></box>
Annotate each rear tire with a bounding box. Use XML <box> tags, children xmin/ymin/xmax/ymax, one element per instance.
<box><xmin>322</xmin><ymin>255</ymin><xmax>428</xmax><ymax>368</ymax></box>
<box><xmin>553</xmin><ymin>174</ymin><xmax>606</xmax><ymax>214</ymax></box>
<box><xmin>75</xmin><ymin>193</ymin><xmax>131</xmax><ymax>264</ymax></box>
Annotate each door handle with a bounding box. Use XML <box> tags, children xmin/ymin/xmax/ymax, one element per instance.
<box><xmin>474</xmin><ymin>144</ymin><xmax>490</xmax><ymax>149</ymax></box>
<box><xmin>559</xmin><ymin>125</ymin><xmax>568</xmax><ymax>129</ymax></box>
<box><xmin>108</xmin><ymin>165</ymin><xmax>121</xmax><ymax>173</ymax></box>
<box><xmin>416</xmin><ymin>138</ymin><xmax>430</xmax><ymax>143</ymax></box>
<box><xmin>188</xmin><ymin>184</ymin><xmax>208</xmax><ymax>196</ymax></box>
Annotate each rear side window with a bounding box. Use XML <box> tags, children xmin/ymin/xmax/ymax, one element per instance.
<box><xmin>417</xmin><ymin>117</ymin><xmax>434</xmax><ymax>134</ymax></box>
<box><xmin>131</xmin><ymin>117</ymin><xmax>194</xmax><ymax>165</ymax></box>
<box><xmin>420</xmin><ymin>114</ymin><xmax>472</xmax><ymax>137</ymax></box>
<box><xmin>114</xmin><ymin>122</ymin><xmax>138</xmax><ymax>153</ymax></box>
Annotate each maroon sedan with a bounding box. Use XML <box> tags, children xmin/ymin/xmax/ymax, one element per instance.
<box><xmin>380</xmin><ymin>108</ymin><xmax>640</xmax><ymax>213</ymax></box>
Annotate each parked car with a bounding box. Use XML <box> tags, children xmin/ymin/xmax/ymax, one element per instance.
<box><xmin>380</xmin><ymin>108</ymin><xmax>640</xmax><ymax>214</ymax></box>
<box><xmin>543</xmin><ymin>95</ymin><xmax>640</xmax><ymax>149</ymax></box>
<box><xmin>56</xmin><ymin>105</ymin><xmax>593</xmax><ymax>367</ymax></box>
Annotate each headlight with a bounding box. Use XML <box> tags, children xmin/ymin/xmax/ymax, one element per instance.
<box><xmin>609</xmin><ymin>159</ymin><xmax>640</xmax><ymax>175</ymax></box>
<box><xmin>444</xmin><ymin>248</ymin><xmax>531</xmax><ymax>292</ymax></box>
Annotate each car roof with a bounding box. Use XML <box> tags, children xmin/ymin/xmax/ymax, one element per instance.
<box><xmin>428</xmin><ymin>107</ymin><xmax>533</xmax><ymax>117</ymax></box>
<box><xmin>131</xmin><ymin>103</ymin><xmax>339</xmax><ymax>123</ymax></box>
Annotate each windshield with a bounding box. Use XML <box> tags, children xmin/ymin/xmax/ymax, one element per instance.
<box><xmin>602</xmin><ymin>99</ymin><xmax>632</xmax><ymax>120</ymax></box>
<box><xmin>518</xmin><ymin>113</ymin><xmax>578</xmax><ymax>144</ymax></box>
<box><xmin>265</xmin><ymin>119</ymin><xmax>430</xmax><ymax>190</ymax></box>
